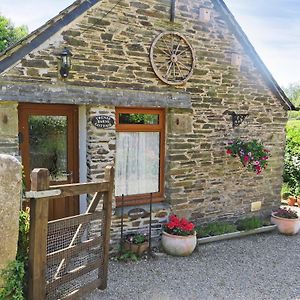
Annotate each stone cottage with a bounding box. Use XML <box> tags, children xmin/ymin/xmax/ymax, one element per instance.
<box><xmin>0</xmin><ymin>0</ymin><xmax>294</xmax><ymax>240</ymax></box>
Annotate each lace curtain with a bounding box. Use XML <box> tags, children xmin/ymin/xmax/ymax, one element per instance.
<box><xmin>115</xmin><ymin>132</ymin><xmax>160</xmax><ymax>196</ymax></box>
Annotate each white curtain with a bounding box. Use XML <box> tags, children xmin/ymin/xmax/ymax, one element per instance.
<box><xmin>115</xmin><ymin>132</ymin><xmax>160</xmax><ymax>196</ymax></box>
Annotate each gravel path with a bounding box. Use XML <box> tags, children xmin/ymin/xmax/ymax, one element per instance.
<box><xmin>87</xmin><ymin>231</ymin><xmax>300</xmax><ymax>300</ymax></box>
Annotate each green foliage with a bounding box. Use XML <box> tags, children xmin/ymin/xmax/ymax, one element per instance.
<box><xmin>195</xmin><ymin>222</ymin><xmax>237</xmax><ymax>238</ymax></box>
<box><xmin>0</xmin><ymin>15</ymin><xmax>28</xmax><ymax>52</ymax></box>
<box><xmin>119</xmin><ymin>113</ymin><xmax>158</xmax><ymax>125</ymax></box>
<box><xmin>17</xmin><ymin>209</ymin><xmax>30</xmax><ymax>262</ymax></box>
<box><xmin>283</xmin><ymin>120</ymin><xmax>300</xmax><ymax>195</ymax></box>
<box><xmin>236</xmin><ymin>217</ymin><xmax>263</xmax><ymax>231</ymax></box>
<box><xmin>132</xmin><ymin>234</ymin><xmax>147</xmax><ymax>245</ymax></box>
<box><xmin>117</xmin><ymin>250</ymin><xmax>139</xmax><ymax>262</ymax></box>
<box><xmin>284</xmin><ymin>82</ymin><xmax>300</xmax><ymax>109</ymax></box>
<box><xmin>0</xmin><ymin>210</ymin><xmax>30</xmax><ymax>300</ymax></box>
<box><xmin>281</xmin><ymin>183</ymin><xmax>292</xmax><ymax>200</ymax></box>
<box><xmin>29</xmin><ymin>116</ymin><xmax>67</xmax><ymax>179</ymax></box>
<box><xmin>125</xmin><ymin>233</ymin><xmax>148</xmax><ymax>245</ymax></box>
<box><xmin>0</xmin><ymin>260</ymin><xmax>25</xmax><ymax>300</ymax></box>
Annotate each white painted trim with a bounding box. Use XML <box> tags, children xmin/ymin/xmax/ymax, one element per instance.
<box><xmin>79</xmin><ymin>105</ymin><xmax>87</xmax><ymax>214</ymax></box>
<box><xmin>197</xmin><ymin>225</ymin><xmax>277</xmax><ymax>245</ymax></box>
<box><xmin>25</xmin><ymin>189</ymin><xmax>61</xmax><ymax>199</ymax></box>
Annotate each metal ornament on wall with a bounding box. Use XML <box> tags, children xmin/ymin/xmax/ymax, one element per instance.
<box><xmin>149</xmin><ymin>31</ymin><xmax>195</xmax><ymax>85</ymax></box>
<box><xmin>229</xmin><ymin>112</ymin><xmax>249</xmax><ymax>128</ymax></box>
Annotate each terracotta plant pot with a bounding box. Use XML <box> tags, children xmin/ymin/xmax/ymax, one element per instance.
<box><xmin>161</xmin><ymin>231</ymin><xmax>197</xmax><ymax>256</ymax></box>
<box><xmin>124</xmin><ymin>240</ymin><xmax>149</xmax><ymax>255</ymax></box>
<box><xmin>288</xmin><ymin>196</ymin><xmax>296</xmax><ymax>206</ymax></box>
<box><xmin>271</xmin><ymin>213</ymin><xmax>300</xmax><ymax>235</ymax></box>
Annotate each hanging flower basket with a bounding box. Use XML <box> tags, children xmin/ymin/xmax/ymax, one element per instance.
<box><xmin>226</xmin><ymin>139</ymin><xmax>270</xmax><ymax>174</ymax></box>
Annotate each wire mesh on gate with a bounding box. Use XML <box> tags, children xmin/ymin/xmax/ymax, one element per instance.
<box><xmin>45</xmin><ymin>210</ymin><xmax>104</xmax><ymax>300</ymax></box>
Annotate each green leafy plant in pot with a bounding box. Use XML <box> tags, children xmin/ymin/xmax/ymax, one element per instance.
<box><xmin>162</xmin><ymin>215</ymin><xmax>197</xmax><ymax>256</ymax></box>
<box><xmin>271</xmin><ymin>207</ymin><xmax>300</xmax><ymax>235</ymax></box>
<box><xmin>123</xmin><ymin>232</ymin><xmax>149</xmax><ymax>256</ymax></box>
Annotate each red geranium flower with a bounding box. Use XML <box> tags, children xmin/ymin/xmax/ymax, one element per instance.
<box><xmin>164</xmin><ymin>215</ymin><xmax>195</xmax><ymax>236</ymax></box>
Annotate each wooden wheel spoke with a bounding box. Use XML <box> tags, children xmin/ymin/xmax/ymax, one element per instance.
<box><xmin>162</xmin><ymin>38</ymin><xmax>172</xmax><ymax>54</ymax></box>
<box><xmin>177</xmin><ymin>60</ymin><xmax>191</xmax><ymax>71</ymax></box>
<box><xmin>175</xmin><ymin>62</ymin><xmax>184</xmax><ymax>78</ymax></box>
<box><xmin>177</xmin><ymin>47</ymin><xmax>188</xmax><ymax>58</ymax></box>
<box><xmin>174</xmin><ymin>38</ymin><xmax>183</xmax><ymax>55</ymax></box>
<box><xmin>173</xmin><ymin>63</ymin><xmax>176</xmax><ymax>79</ymax></box>
<box><xmin>157</xmin><ymin>46</ymin><xmax>171</xmax><ymax>57</ymax></box>
<box><xmin>158</xmin><ymin>61</ymin><xmax>170</xmax><ymax>71</ymax></box>
<box><xmin>165</xmin><ymin>62</ymin><xmax>173</xmax><ymax>79</ymax></box>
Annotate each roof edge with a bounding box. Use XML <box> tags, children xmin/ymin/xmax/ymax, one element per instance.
<box><xmin>215</xmin><ymin>0</ymin><xmax>295</xmax><ymax>111</ymax></box>
<box><xmin>0</xmin><ymin>0</ymin><xmax>100</xmax><ymax>74</ymax></box>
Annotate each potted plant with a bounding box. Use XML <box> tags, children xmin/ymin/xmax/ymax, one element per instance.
<box><xmin>287</xmin><ymin>195</ymin><xmax>297</xmax><ymax>206</ymax></box>
<box><xmin>161</xmin><ymin>215</ymin><xmax>197</xmax><ymax>256</ymax></box>
<box><xmin>123</xmin><ymin>232</ymin><xmax>149</xmax><ymax>256</ymax></box>
<box><xmin>226</xmin><ymin>139</ymin><xmax>270</xmax><ymax>174</ymax></box>
<box><xmin>271</xmin><ymin>207</ymin><xmax>300</xmax><ymax>235</ymax></box>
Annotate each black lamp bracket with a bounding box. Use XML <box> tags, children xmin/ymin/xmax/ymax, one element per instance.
<box><xmin>225</xmin><ymin>111</ymin><xmax>248</xmax><ymax>128</ymax></box>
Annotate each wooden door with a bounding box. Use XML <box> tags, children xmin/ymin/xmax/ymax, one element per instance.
<box><xmin>19</xmin><ymin>103</ymin><xmax>79</xmax><ymax>220</ymax></box>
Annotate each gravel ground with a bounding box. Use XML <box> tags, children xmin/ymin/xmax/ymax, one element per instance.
<box><xmin>86</xmin><ymin>231</ymin><xmax>300</xmax><ymax>300</ymax></box>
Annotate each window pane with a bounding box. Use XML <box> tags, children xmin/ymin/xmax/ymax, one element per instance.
<box><xmin>28</xmin><ymin>115</ymin><xmax>68</xmax><ymax>181</ymax></box>
<box><xmin>119</xmin><ymin>113</ymin><xmax>159</xmax><ymax>125</ymax></box>
<box><xmin>115</xmin><ymin>132</ymin><xmax>160</xmax><ymax>196</ymax></box>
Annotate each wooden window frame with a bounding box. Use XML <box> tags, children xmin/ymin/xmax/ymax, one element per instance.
<box><xmin>115</xmin><ymin>107</ymin><xmax>165</xmax><ymax>207</ymax></box>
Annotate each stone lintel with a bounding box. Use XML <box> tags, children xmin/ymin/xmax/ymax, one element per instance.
<box><xmin>0</xmin><ymin>82</ymin><xmax>192</xmax><ymax>109</ymax></box>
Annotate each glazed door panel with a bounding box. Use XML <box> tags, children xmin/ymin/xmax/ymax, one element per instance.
<box><xmin>19</xmin><ymin>103</ymin><xmax>79</xmax><ymax>220</ymax></box>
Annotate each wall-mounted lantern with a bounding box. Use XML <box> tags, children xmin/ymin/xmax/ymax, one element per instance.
<box><xmin>59</xmin><ymin>47</ymin><xmax>72</xmax><ymax>78</ymax></box>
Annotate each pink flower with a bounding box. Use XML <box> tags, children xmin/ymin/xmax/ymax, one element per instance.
<box><xmin>254</xmin><ymin>161</ymin><xmax>260</xmax><ymax>165</ymax></box>
<box><xmin>243</xmin><ymin>155</ymin><xmax>249</xmax><ymax>162</ymax></box>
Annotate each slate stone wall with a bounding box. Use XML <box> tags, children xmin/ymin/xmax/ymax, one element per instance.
<box><xmin>0</xmin><ymin>102</ymin><xmax>19</xmax><ymax>156</ymax></box>
<box><xmin>0</xmin><ymin>0</ymin><xmax>287</xmax><ymax>232</ymax></box>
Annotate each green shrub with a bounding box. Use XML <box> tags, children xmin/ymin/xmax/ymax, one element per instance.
<box><xmin>196</xmin><ymin>222</ymin><xmax>237</xmax><ymax>238</ymax></box>
<box><xmin>236</xmin><ymin>217</ymin><xmax>263</xmax><ymax>231</ymax></box>
<box><xmin>0</xmin><ymin>209</ymin><xmax>30</xmax><ymax>300</ymax></box>
<box><xmin>117</xmin><ymin>250</ymin><xmax>139</xmax><ymax>262</ymax></box>
<box><xmin>17</xmin><ymin>209</ymin><xmax>30</xmax><ymax>262</ymax></box>
<box><xmin>281</xmin><ymin>183</ymin><xmax>292</xmax><ymax>200</ymax></box>
<box><xmin>0</xmin><ymin>260</ymin><xmax>25</xmax><ymax>300</ymax></box>
<box><xmin>283</xmin><ymin>120</ymin><xmax>300</xmax><ymax>195</ymax></box>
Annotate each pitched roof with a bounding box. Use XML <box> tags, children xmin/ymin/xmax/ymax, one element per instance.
<box><xmin>0</xmin><ymin>0</ymin><xmax>101</xmax><ymax>73</ymax></box>
<box><xmin>0</xmin><ymin>0</ymin><xmax>295</xmax><ymax>110</ymax></box>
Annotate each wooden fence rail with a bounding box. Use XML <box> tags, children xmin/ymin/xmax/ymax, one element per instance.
<box><xmin>26</xmin><ymin>166</ymin><xmax>114</xmax><ymax>300</ymax></box>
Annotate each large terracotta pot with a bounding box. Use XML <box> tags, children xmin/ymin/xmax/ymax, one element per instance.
<box><xmin>271</xmin><ymin>213</ymin><xmax>300</xmax><ymax>235</ymax></box>
<box><xmin>161</xmin><ymin>231</ymin><xmax>197</xmax><ymax>256</ymax></box>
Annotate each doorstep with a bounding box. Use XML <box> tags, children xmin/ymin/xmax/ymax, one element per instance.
<box><xmin>197</xmin><ymin>225</ymin><xmax>277</xmax><ymax>245</ymax></box>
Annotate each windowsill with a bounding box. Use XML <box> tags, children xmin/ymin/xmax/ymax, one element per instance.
<box><xmin>114</xmin><ymin>202</ymin><xmax>170</xmax><ymax>217</ymax></box>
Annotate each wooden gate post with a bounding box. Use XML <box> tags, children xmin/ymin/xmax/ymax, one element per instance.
<box><xmin>28</xmin><ymin>168</ymin><xmax>50</xmax><ymax>300</ymax></box>
<box><xmin>99</xmin><ymin>165</ymin><xmax>114</xmax><ymax>290</ymax></box>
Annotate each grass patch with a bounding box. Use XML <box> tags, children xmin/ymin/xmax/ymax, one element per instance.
<box><xmin>195</xmin><ymin>222</ymin><xmax>237</xmax><ymax>238</ymax></box>
<box><xmin>236</xmin><ymin>217</ymin><xmax>263</xmax><ymax>231</ymax></box>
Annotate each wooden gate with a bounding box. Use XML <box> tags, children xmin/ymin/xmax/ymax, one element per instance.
<box><xmin>25</xmin><ymin>166</ymin><xmax>114</xmax><ymax>300</ymax></box>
